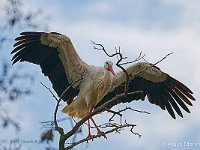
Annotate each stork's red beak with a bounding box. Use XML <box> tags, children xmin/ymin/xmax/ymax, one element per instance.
<box><xmin>107</xmin><ymin>65</ymin><xmax>115</xmax><ymax>76</ymax></box>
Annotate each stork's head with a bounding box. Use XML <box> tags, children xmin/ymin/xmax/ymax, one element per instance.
<box><xmin>104</xmin><ymin>60</ymin><xmax>115</xmax><ymax>76</ymax></box>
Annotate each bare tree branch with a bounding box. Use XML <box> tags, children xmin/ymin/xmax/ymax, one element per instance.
<box><xmin>40</xmin><ymin>82</ymin><xmax>59</xmax><ymax>102</ymax></box>
<box><xmin>131</xmin><ymin>52</ymin><xmax>173</xmax><ymax>79</ymax></box>
<box><xmin>153</xmin><ymin>52</ymin><xmax>173</xmax><ymax>66</ymax></box>
<box><xmin>119</xmin><ymin>51</ymin><xmax>145</xmax><ymax>65</ymax></box>
<box><xmin>41</xmin><ymin>76</ymin><xmax>84</xmax><ymax>136</ymax></box>
<box><xmin>65</xmin><ymin>122</ymin><xmax>137</xmax><ymax>150</ymax></box>
<box><xmin>91</xmin><ymin>41</ymin><xmax>130</xmax><ymax>93</ymax></box>
<box><xmin>106</xmin><ymin>106</ymin><xmax>150</xmax><ymax>122</ymax></box>
<box><xmin>57</xmin><ymin>89</ymin><xmax>144</xmax><ymax>150</ymax></box>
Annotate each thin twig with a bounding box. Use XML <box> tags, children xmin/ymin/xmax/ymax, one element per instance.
<box><xmin>153</xmin><ymin>52</ymin><xmax>173</xmax><ymax>66</ymax></box>
<box><xmin>125</xmin><ymin>120</ymin><xmax>142</xmax><ymax>138</ymax></box>
<box><xmin>107</xmin><ymin>106</ymin><xmax>150</xmax><ymax>122</ymax></box>
<box><xmin>119</xmin><ymin>51</ymin><xmax>145</xmax><ymax>65</ymax></box>
<box><xmin>40</xmin><ymin>82</ymin><xmax>59</xmax><ymax>101</ymax></box>
<box><xmin>116</xmin><ymin>107</ymin><xmax>150</xmax><ymax>115</ymax></box>
<box><xmin>131</xmin><ymin>52</ymin><xmax>173</xmax><ymax>79</ymax></box>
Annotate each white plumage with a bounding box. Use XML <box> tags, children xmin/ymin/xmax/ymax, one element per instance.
<box><xmin>62</xmin><ymin>61</ymin><xmax>115</xmax><ymax>118</ymax></box>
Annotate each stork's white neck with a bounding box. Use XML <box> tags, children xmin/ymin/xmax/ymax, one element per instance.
<box><xmin>104</xmin><ymin>68</ymin><xmax>113</xmax><ymax>80</ymax></box>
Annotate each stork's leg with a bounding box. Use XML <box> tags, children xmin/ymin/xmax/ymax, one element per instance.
<box><xmin>86</xmin><ymin>111</ymin><xmax>94</xmax><ymax>139</ymax></box>
<box><xmin>89</xmin><ymin>107</ymin><xmax>107</xmax><ymax>139</ymax></box>
<box><xmin>90</xmin><ymin>117</ymin><xmax>107</xmax><ymax>139</ymax></box>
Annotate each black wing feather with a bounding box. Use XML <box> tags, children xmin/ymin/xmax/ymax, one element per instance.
<box><xmin>95</xmin><ymin>67</ymin><xmax>195</xmax><ymax>119</ymax></box>
<box><xmin>11</xmin><ymin>32</ymin><xmax>79</xmax><ymax>103</ymax></box>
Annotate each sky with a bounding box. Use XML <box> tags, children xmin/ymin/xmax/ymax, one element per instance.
<box><xmin>1</xmin><ymin>0</ymin><xmax>200</xmax><ymax>150</ymax></box>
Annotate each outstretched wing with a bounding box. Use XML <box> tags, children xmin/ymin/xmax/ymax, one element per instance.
<box><xmin>95</xmin><ymin>62</ymin><xmax>195</xmax><ymax>119</ymax></box>
<box><xmin>11</xmin><ymin>32</ymin><xmax>89</xmax><ymax>104</ymax></box>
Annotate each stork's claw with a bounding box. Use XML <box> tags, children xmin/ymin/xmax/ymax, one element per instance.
<box><xmin>87</xmin><ymin>134</ymin><xmax>94</xmax><ymax>141</ymax></box>
<box><xmin>97</xmin><ymin>130</ymin><xmax>107</xmax><ymax>139</ymax></box>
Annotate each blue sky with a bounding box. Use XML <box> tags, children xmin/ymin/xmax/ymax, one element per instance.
<box><xmin>1</xmin><ymin>0</ymin><xmax>200</xmax><ymax>150</ymax></box>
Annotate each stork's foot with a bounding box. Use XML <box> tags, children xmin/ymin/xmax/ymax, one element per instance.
<box><xmin>87</xmin><ymin>133</ymin><xmax>95</xmax><ymax>141</ymax></box>
<box><xmin>97</xmin><ymin>130</ymin><xmax>107</xmax><ymax>139</ymax></box>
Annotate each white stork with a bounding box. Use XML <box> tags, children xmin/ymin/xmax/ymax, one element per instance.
<box><xmin>11</xmin><ymin>32</ymin><xmax>195</xmax><ymax>138</ymax></box>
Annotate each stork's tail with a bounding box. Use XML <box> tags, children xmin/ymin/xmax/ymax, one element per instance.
<box><xmin>62</xmin><ymin>101</ymin><xmax>87</xmax><ymax>118</ymax></box>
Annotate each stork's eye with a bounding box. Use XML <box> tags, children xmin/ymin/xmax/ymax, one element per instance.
<box><xmin>106</xmin><ymin>62</ymin><xmax>109</xmax><ymax>65</ymax></box>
